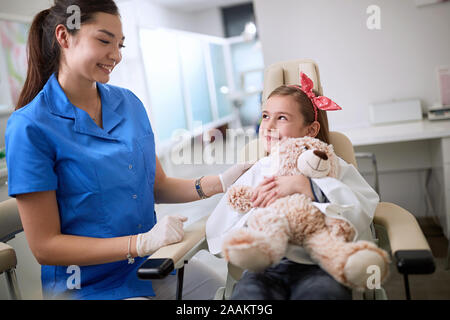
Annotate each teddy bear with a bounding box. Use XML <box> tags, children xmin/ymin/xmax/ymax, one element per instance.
<box><xmin>222</xmin><ymin>136</ymin><xmax>390</xmax><ymax>290</ymax></box>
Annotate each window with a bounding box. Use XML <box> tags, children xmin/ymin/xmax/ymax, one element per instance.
<box><xmin>139</xmin><ymin>28</ymin><xmax>234</xmax><ymax>143</ymax></box>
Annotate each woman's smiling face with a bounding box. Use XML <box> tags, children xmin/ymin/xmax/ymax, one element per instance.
<box><xmin>259</xmin><ymin>95</ymin><xmax>313</xmax><ymax>153</ymax></box>
<box><xmin>61</xmin><ymin>12</ymin><xmax>125</xmax><ymax>84</ymax></box>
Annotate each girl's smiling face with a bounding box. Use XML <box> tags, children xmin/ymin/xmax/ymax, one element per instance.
<box><xmin>259</xmin><ymin>95</ymin><xmax>318</xmax><ymax>153</ymax></box>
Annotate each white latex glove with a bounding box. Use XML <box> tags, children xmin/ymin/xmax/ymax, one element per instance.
<box><xmin>136</xmin><ymin>215</ymin><xmax>188</xmax><ymax>257</ymax></box>
<box><xmin>219</xmin><ymin>162</ymin><xmax>253</xmax><ymax>192</ymax></box>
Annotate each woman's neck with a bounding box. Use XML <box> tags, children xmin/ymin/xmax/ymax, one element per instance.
<box><xmin>57</xmin><ymin>68</ymin><xmax>103</xmax><ymax>128</ymax></box>
<box><xmin>57</xmin><ymin>69</ymin><xmax>99</xmax><ymax>110</ymax></box>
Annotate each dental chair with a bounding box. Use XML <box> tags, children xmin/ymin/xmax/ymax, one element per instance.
<box><xmin>137</xmin><ymin>59</ymin><xmax>436</xmax><ymax>300</ymax></box>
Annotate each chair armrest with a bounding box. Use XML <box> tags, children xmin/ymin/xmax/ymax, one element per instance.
<box><xmin>0</xmin><ymin>242</ymin><xmax>17</xmax><ymax>273</ymax></box>
<box><xmin>0</xmin><ymin>199</ymin><xmax>22</xmax><ymax>243</ymax></box>
<box><xmin>137</xmin><ymin>215</ymin><xmax>208</xmax><ymax>280</ymax></box>
<box><xmin>373</xmin><ymin>202</ymin><xmax>435</xmax><ymax>275</ymax></box>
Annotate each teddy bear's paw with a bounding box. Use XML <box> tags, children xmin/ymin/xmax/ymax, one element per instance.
<box><xmin>222</xmin><ymin>230</ymin><xmax>273</xmax><ymax>272</ymax></box>
<box><xmin>343</xmin><ymin>248</ymin><xmax>389</xmax><ymax>290</ymax></box>
<box><xmin>227</xmin><ymin>185</ymin><xmax>253</xmax><ymax>214</ymax></box>
<box><xmin>227</xmin><ymin>244</ymin><xmax>273</xmax><ymax>272</ymax></box>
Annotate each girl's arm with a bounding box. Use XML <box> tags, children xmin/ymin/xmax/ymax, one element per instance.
<box><xmin>16</xmin><ymin>190</ymin><xmax>139</xmax><ymax>266</ymax></box>
<box><xmin>251</xmin><ymin>175</ymin><xmax>315</xmax><ymax>208</ymax></box>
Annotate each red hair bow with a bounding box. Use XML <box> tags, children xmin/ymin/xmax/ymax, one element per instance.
<box><xmin>290</xmin><ymin>72</ymin><xmax>342</xmax><ymax>121</ymax></box>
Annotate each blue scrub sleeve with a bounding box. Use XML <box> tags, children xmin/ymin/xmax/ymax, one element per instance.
<box><xmin>5</xmin><ymin>113</ymin><xmax>58</xmax><ymax>197</ymax></box>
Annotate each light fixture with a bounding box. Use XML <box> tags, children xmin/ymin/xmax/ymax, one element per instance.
<box><xmin>220</xmin><ymin>86</ymin><xmax>229</xmax><ymax>94</ymax></box>
<box><xmin>242</xmin><ymin>21</ymin><xmax>257</xmax><ymax>41</ymax></box>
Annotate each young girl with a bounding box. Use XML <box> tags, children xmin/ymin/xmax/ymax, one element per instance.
<box><xmin>6</xmin><ymin>0</ymin><xmax>250</xmax><ymax>300</ymax></box>
<box><xmin>206</xmin><ymin>73</ymin><xmax>380</xmax><ymax>300</ymax></box>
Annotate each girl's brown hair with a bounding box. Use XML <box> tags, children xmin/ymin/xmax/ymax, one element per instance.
<box><xmin>16</xmin><ymin>0</ymin><xmax>119</xmax><ymax>110</ymax></box>
<box><xmin>267</xmin><ymin>85</ymin><xmax>330</xmax><ymax>144</ymax></box>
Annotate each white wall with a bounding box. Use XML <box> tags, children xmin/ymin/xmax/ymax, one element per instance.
<box><xmin>253</xmin><ymin>0</ymin><xmax>450</xmax><ymax>130</ymax></box>
<box><xmin>0</xmin><ymin>0</ymin><xmax>52</xmax><ymax>20</ymax></box>
<box><xmin>0</xmin><ymin>0</ymin><xmax>225</xmax><ymax>36</ymax></box>
<box><xmin>133</xmin><ymin>0</ymin><xmax>223</xmax><ymax>35</ymax></box>
<box><xmin>190</xmin><ymin>7</ymin><xmax>224</xmax><ymax>37</ymax></box>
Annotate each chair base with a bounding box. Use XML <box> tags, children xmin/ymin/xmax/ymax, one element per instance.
<box><xmin>5</xmin><ymin>268</ymin><xmax>21</xmax><ymax>300</ymax></box>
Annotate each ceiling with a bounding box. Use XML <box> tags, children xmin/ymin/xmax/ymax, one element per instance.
<box><xmin>144</xmin><ymin>0</ymin><xmax>252</xmax><ymax>12</ymax></box>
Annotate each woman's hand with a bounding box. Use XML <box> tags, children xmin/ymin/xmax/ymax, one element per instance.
<box><xmin>219</xmin><ymin>162</ymin><xmax>253</xmax><ymax>192</ymax></box>
<box><xmin>251</xmin><ymin>175</ymin><xmax>315</xmax><ymax>208</ymax></box>
<box><xmin>136</xmin><ymin>215</ymin><xmax>188</xmax><ymax>257</ymax></box>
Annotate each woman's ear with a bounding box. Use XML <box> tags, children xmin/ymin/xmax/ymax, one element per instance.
<box><xmin>55</xmin><ymin>24</ymin><xmax>70</xmax><ymax>49</ymax></box>
<box><xmin>306</xmin><ymin>121</ymin><xmax>320</xmax><ymax>138</ymax></box>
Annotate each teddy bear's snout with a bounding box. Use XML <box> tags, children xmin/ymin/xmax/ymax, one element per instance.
<box><xmin>297</xmin><ymin>149</ymin><xmax>331</xmax><ymax>178</ymax></box>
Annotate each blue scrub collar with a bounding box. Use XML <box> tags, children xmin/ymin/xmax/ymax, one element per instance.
<box><xmin>44</xmin><ymin>73</ymin><xmax>123</xmax><ymax>119</ymax></box>
<box><xmin>43</xmin><ymin>73</ymin><xmax>124</xmax><ymax>137</ymax></box>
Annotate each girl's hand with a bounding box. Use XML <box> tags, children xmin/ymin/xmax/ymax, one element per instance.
<box><xmin>251</xmin><ymin>175</ymin><xmax>314</xmax><ymax>208</ymax></box>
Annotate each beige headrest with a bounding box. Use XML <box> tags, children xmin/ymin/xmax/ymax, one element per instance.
<box><xmin>262</xmin><ymin>59</ymin><xmax>323</xmax><ymax>104</ymax></box>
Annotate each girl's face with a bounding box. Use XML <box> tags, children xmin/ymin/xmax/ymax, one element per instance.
<box><xmin>62</xmin><ymin>12</ymin><xmax>124</xmax><ymax>84</ymax></box>
<box><xmin>260</xmin><ymin>95</ymin><xmax>317</xmax><ymax>153</ymax></box>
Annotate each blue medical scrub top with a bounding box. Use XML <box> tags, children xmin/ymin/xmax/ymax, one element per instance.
<box><xmin>5</xmin><ymin>73</ymin><xmax>157</xmax><ymax>300</ymax></box>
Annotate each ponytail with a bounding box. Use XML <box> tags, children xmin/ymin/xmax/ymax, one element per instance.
<box><xmin>16</xmin><ymin>9</ymin><xmax>56</xmax><ymax>110</ymax></box>
<box><xmin>15</xmin><ymin>0</ymin><xmax>120</xmax><ymax>110</ymax></box>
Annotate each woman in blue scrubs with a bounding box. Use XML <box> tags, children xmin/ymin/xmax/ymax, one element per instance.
<box><xmin>5</xmin><ymin>0</ymin><xmax>248</xmax><ymax>300</ymax></box>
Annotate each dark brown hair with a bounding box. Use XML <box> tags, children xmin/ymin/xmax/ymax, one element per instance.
<box><xmin>267</xmin><ymin>85</ymin><xmax>330</xmax><ymax>144</ymax></box>
<box><xmin>16</xmin><ymin>0</ymin><xmax>119</xmax><ymax>110</ymax></box>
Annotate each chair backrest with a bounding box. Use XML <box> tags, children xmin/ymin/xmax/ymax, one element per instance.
<box><xmin>262</xmin><ymin>58</ymin><xmax>324</xmax><ymax>103</ymax></box>
<box><xmin>328</xmin><ymin>131</ymin><xmax>357</xmax><ymax>168</ymax></box>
